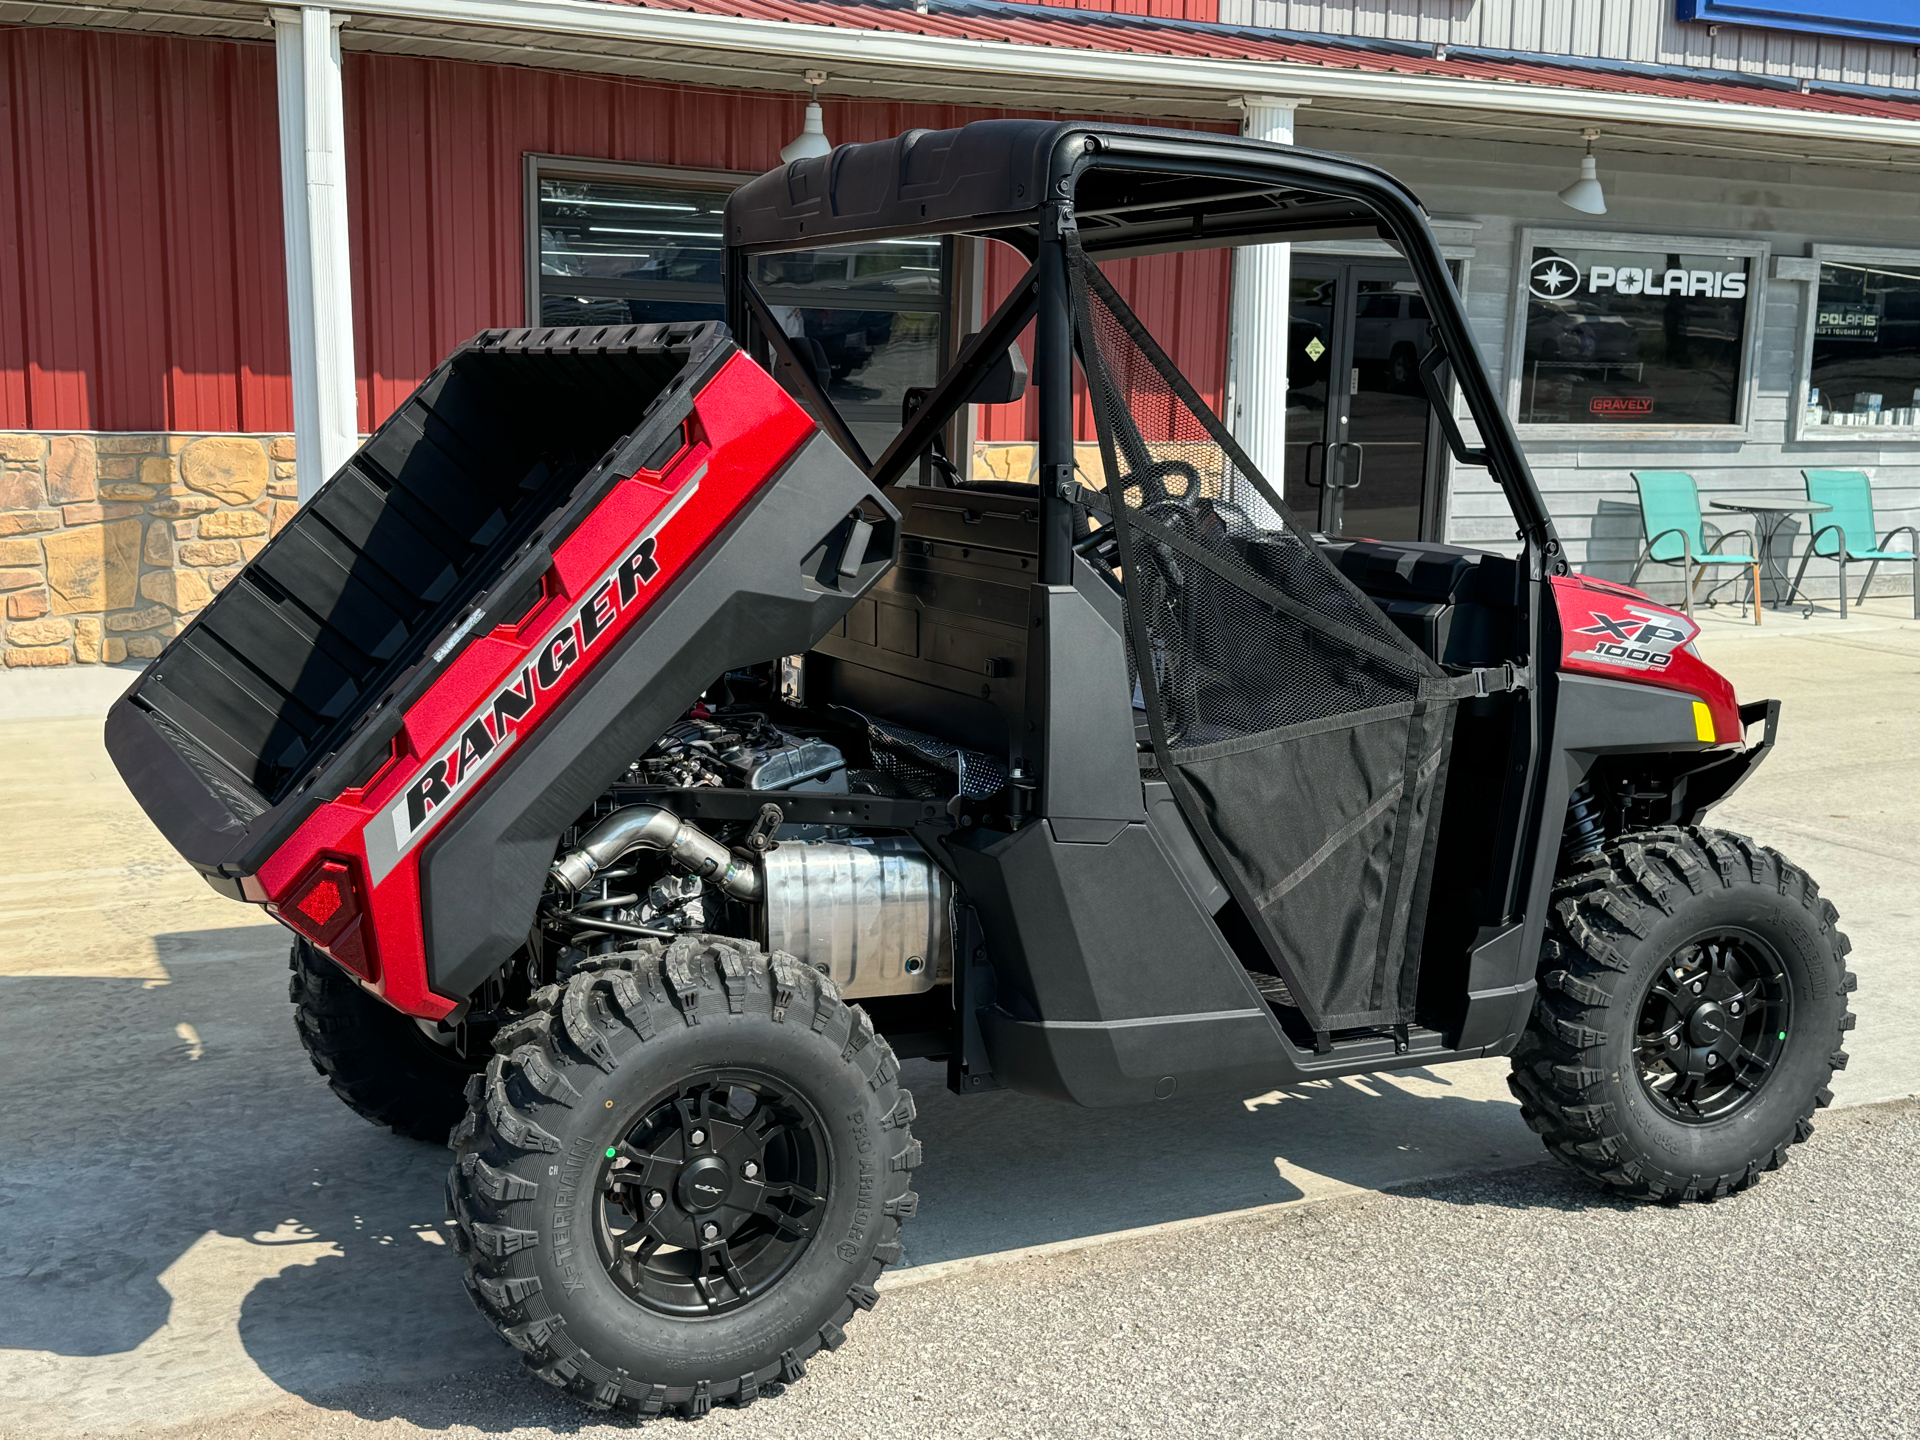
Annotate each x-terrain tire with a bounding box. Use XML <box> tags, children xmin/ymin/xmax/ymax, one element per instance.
<box><xmin>1510</xmin><ymin>826</ymin><xmax>1856</xmax><ymax>1202</ymax></box>
<box><xmin>445</xmin><ymin>936</ymin><xmax>919</xmax><ymax>1417</ymax></box>
<box><xmin>290</xmin><ymin>939</ymin><xmax>482</xmax><ymax>1143</ymax></box>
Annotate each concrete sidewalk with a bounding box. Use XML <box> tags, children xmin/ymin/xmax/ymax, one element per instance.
<box><xmin>0</xmin><ymin>605</ymin><xmax>1914</xmax><ymax>1437</ymax></box>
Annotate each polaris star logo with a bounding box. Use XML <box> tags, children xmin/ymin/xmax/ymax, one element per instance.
<box><xmin>360</xmin><ymin>466</ymin><xmax>703</xmax><ymax>884</ymax></box>
<box><xmin>1529</xmin><ymin>256</ymin><xmax>1580</xmax><ymax>300</ymax></box>
<box><xmin>1571</xmin><ymin>603</ymin><xmax>1695</xmax><ymax>673</ymax></box>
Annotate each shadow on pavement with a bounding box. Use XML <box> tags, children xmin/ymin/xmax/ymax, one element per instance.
<box><xmin>0</xmin><ymin>924</ymin><xmax>1576</xmax><ymax>1429</ymax></box>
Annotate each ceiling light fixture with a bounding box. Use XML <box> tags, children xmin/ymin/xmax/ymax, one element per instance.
<box><xmin>1558</xmin><ymin>128</ymin><xmax>1607</xmax><ymax>215</ymax></box>
<box><xmin>780</xmin><ymin>71</ymin><xmax>832</xmax><ymax>164</ymax></box>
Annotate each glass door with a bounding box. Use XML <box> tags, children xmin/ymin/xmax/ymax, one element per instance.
<box><xmin>1280</xmin><ymin>258</ymin><xmax>1446</xmax><ymax>540</ymax></box>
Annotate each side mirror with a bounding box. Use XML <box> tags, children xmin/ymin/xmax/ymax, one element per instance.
<box><xmin>962</xmin><ymin>335</ymin><xmax>1028</xmax><ymax>407</ymax></box>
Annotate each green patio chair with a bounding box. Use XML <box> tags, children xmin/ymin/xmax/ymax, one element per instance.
<box><xmin>1628</xmin><ymin>470</ymin><xmax>1761</xmax><ymax>624</ymax></box>
<box><xmin>1792</xmin><ymin>469</ymin><xmax>1919</xmax><ymax>620</ymax></box>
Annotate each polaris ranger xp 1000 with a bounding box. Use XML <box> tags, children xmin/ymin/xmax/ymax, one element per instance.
<box><xmin>108</xmin><ymin>121</ymin><xmax>1855</xmax><ymax>1417</ymax></box>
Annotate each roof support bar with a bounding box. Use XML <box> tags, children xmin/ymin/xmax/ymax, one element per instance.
<box><xmin>1036</xmin><ymin>203</ymin><xmax>1076</xmax><ymax>587</ymax></box>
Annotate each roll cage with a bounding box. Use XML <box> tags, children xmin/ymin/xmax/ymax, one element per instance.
<box><xmin>722</xmin><ymin>120</ymin><xmax>1562</xmax><ymax>580</ymax></box>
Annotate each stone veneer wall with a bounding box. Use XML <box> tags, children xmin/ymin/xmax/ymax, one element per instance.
<box><xmin>0</xmin><ymin>433</ymin><xmax>299</xmax><ymax>667</ymax></box>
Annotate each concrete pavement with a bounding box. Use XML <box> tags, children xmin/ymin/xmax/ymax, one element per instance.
<box><xmin>0</xmin><ymin>602</ymin><xmax>1914</xmax><ymax>1437</ymax></box>
<box><xmin>141</xmin><ymin>1099</ymin><xmax>1921</xmax><ymax>1441</ymax></box>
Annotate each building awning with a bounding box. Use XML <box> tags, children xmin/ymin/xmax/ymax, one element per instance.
<box><xmin>2</xmin><ymin>0</ymin><xmax>1914</xmax><ymax>157</ymax></box>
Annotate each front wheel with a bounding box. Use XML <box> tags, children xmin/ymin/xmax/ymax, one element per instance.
<box><xmin>1510</xmin><ymin>827</ymin><xmax>1856</xmax><ymax>1202</ymax></box>
<box><xmin>446</xmin><ymin>937</ymin><xmax>919</xmax><ymax>1416</ymax></box>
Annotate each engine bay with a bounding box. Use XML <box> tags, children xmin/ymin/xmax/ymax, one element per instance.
<box><xmin>527</xmin><ymin>678</ymin><xmax>983</xmax><ymax>1022</ymax></box>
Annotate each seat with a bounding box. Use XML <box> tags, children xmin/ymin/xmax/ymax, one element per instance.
<box><xmin>1792</xmin><ymin>469</ymin><xmax>1919</xmax><ymax>620</ymax></box>
<box><xmin>1628</xmin><ymin>470</ymin><xmax>1761</xmax><ymax>625</ymax></box>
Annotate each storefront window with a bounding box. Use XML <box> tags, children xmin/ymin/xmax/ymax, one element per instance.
<box><xmin>535</xmin><ymin>174</ymin><xmax>729</xmax><ymax>326</ymax></box>
<box><xmin>528</xmin><ymin>159</ymin><xmax>949</xmax><ymax>457</ymax></box>
<box><xmin>1517</xmin><ymin>242</ymin><xmax>1754</xmax><ymax>428</ymax></box>
<box><xmin>1803</xmin><ymin>258</ymin><xmax>1919</xmax><ymax>429</ymax></box>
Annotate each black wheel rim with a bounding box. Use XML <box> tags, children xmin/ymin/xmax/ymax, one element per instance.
<box><xmin>594</xmin><ymin>1070</ymin><xmax>828</xmax><ymax>1316</ymax></box>
<box><xmin>1634</xmin><ymin>930</ymin><xmax>1791</xmax><ymax>1124</ymax></box>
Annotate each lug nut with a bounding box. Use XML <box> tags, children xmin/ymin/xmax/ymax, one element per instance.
<box><xmin>647</xmin><ymin>1191</ymin><xmax>665</xmax><ymax>1209</ymax></box>
<box><xmin>1706</xmin><ymin>1053</ymin><xmax>1720</xmax><ymax>1067</ymax></box>
<box><xmin>689</xmin><ymin>1129</ymin><xmax>706</xmax><ymax>1147</ymax></box>
<box><xmin>1667</xmin><ymin>1035</ymin><xmax>1679</xmax><ymax>1049</ymax></box>
<box><xmin>1691</xmin><ymin>981</ymin><xmax>1704</xmax><ymax>994</ymax></box>
<box><xmin>742</xmin><ymin>1161</ymin><xmax>759</xmax><ymax>1180</ymax></box>
<box><xmin>702</xmin><ymin>1222</ymin><xmax>720</xmax><ymax>1241</ymax></box>
<box><xmin>1728</xmin><ymin>1001</ymin><xmax>1743</xmax><ymax>1016</ymax></box>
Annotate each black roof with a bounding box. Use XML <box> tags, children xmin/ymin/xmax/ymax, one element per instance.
<box><xmin>724</xmin><ymin>119</ymin><xmax>1430</xmax><ymax>258</ymax></box>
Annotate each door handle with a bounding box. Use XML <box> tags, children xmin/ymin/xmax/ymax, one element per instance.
<box><xmin>1303</xmin><ymin>439</ymin><xmax>1328</xmax><ymax>488</ymax></box>
<box><xmin>1329</xmin><ymin>440</ymin><xmax>1365</xmax><ymax>491</ymax></box>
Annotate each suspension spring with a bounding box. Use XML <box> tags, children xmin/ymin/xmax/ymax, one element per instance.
<box><xmin>1562</xmin><ymin>780</ymin><xmax>1607</xmax><ymax>865</ymax></box>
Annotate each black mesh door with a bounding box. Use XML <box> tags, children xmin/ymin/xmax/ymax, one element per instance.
<box><xmin>1069</xmin><ymin>238</ymin><xmax>1459</xmax><ymax>1031</ymax></box>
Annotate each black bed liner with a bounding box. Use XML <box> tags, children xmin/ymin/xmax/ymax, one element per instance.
<box><xmin>106</xmin><ymin>322</ymin><xmax>733</xmax><ymax>885</ymax></box>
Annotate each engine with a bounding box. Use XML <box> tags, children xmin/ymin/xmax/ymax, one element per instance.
<box><xmin>540</xmin><ymin>707</ymin><xmax>952</xmax><ymax>1000</ymax></box>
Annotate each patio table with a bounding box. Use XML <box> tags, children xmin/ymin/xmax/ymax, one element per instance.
<box><xmin>1708</xmin><ymin>496</ymin><xmax>1832</xmax><ymax>612</ymax></box>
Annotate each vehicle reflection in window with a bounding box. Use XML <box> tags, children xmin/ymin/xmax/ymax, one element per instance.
<box><xmin>1346</xmin><ymin>279</ymin><xmax>1431</xmax><ymax>540</ymax></box>
<box><xmin>755</xmin><ymin>241</ymin><xmax>948</xmax><ymax>457</ymax></box>
<box><xmin>1519</xmin><ymin>246</ymin><xmax>1751</xmax><ymax>426</ymax></box>
<box><xmin>536</xmin><ymin>177</ymin><xmax>729</xmax><ymax>326</ymax></box>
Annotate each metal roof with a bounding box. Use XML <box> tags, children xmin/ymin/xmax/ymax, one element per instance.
<box><xmin>607</xmin><ymin>0</ymin><xmax>1919</xmax><ymax>121</ymax></box>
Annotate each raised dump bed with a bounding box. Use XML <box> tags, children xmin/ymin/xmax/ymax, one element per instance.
<box><xmin>107</xmin><ymin>322</ymin><xmax>734</xmax><ymax>888</ymax></box>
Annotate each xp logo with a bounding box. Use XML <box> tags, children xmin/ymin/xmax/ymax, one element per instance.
<box><xmin>1529</xmin><ymin>255</ymin><xmax>1581</xmax><ymax>301</ymax></box>
<box><xmin>1572</xmin><ymin>604</ymin><xmax>1696</xmax><ymax>673</ymax></box>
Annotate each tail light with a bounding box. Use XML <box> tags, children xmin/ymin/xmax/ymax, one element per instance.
<box><xmin>274</xmin><ymin>855</ymin><xmax>381</xmax><ymax>983</ymax></box>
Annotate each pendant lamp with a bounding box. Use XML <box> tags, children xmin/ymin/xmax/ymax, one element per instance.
<box><xmin>1558</xmin><ymin>129</ymin><xmax>1607</xmax><ymax>215</ymax></box>
<box><xmin>781</xmin><ymin>72</ymin><xmax>832</xmax><ymax>164</ymax></box>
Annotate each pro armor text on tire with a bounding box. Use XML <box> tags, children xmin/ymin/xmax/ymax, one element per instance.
<box><xmin>445</xmin><ymin>937</ymin><xmax>919</xmax><ymax>1417</ymax></box>
<box><xmin>1510</xmin><ymin>826</ymin><xmax>1856</xmax><ymax>1202</ymax></box>
<box><xmin>291</xmin><ymin>939</ymin><xmax>483</xmax><ymax>1143</ymax></box>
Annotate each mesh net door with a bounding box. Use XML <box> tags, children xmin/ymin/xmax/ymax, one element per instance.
<box><xmin>1070</xmin><ymin>238</ymin><xmax>1457</xmax><ymax>1031</ymax></box>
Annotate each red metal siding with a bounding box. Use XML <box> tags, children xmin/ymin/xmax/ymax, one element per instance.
<box><xmin>0</xmin><ymin>27</ymin><xmax>289</xmax><ymax>433</ymax></box>
<box><xmin>344</xmin><ymin>53</ymin><xmax>1233</xmax><ymax>433</ymax></box>
<box><xmin>1</xmin><ymin>26</ymin><xmax>1233</xmax><ymax>435</ymax></box>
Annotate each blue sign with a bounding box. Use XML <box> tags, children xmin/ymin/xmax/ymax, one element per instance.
<box><xmin>1676</xmin><ymin>0</ymin><xmax>1918</xmax><ymax>44</ymax></box>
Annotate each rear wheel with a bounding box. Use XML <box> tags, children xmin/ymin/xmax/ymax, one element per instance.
<box><xmin>290</xmin><ymin>939</ymin><xmax>481</xmax><ymax>1143</ymax></box>
<box><xmin>1510</xmin><ymin>826</ymin><xmax>1856</xmax><ymax>1202</ymax></box>
<box><xmin>446</xmin><ymin>936</ymin><xmax>919</xmax><ymax>1416</ymax></box>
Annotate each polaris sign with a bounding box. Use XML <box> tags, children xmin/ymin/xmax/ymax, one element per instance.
<box><xmin>1528</xmin><ymin>255</ymin><xmax>1747</xmax><ymax>301</ymax></box>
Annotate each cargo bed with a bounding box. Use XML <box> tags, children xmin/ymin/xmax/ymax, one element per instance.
<box><xmin>107</xmin><ymin>323</ymin><xmax>735</xmax><ymax>891</ymax></box>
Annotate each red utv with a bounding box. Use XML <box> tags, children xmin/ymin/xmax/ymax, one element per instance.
<box><xmin>109</xmin><ymin>121</ymin><xmax>1853</xmax><ymax>1417</ymax></box>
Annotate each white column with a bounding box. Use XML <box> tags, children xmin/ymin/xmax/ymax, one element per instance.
<box><xmin>1225</xmin><ymin>96</ymin><xmax>1299</xmax><ymax>528</ymax></box>
<box><xmin>273</xmin><ymin>7</ymin><xmax>359</xmax><ymax>504</ymax></box>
